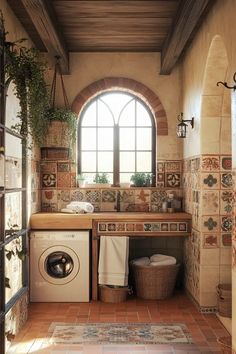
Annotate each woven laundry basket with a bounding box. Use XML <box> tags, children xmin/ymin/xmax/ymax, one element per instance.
<box><xmin>131</xmin><ymin>263</ymin><xmax>180</xmax><ymax>300</ymax></box>
<box><xmin>99</xmin><ymin>285</ymin><xmax>130</xmax><ymax>303</ymax></box>
<box><xmin>217</xmin><ymin>284</ymin><xmax>232</xmax><ymax>317</ymax></box>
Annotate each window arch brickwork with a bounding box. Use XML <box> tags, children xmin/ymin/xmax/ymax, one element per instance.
<box><xmin>71</xmin><ymin>77</ymin><xmax>168</xmax><ymax>135</ymax></box>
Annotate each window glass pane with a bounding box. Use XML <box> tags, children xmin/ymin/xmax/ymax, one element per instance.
<box><xmin>119</xmin><ymin>100</ymin><xmax>135</xmax><ymax>126</ymax></box>
<box><xmin>136</xmin><ymin>128</ymin><xmax>152</xmax><ymax>150</ymax></box>
<box><xmin>81</xmin><ymin>152</ymin><xmax>96</xmax><ymax>172</ymax></box>
<box><xmin>101</xmin><ymin>92</ymin><xmax>132</xmax><ymax>124</ymax></box>
<box><xmin>98</xmin><ymin>128</ymin><xmax>113</xmax><ymax>150</ymax></box>
<box><xmin>97</xmin><ymin>100</ymin><xmax>114</xmax><ymax>126</ymax></box>
<box><xmin>81</xmin><ymin>101</ymin><xmax>96</xmax><ymax>126</ymax></box>
<box><xmin>5</xmin><ymin>135</ymin><xmax>22</xmax><ymax>190</ymax></box>
<box><xmin>97</xmin><ymin>152</ymin><xmax>113</xmax><ymax>172</ymax></box>
<box><xmin>120</xmin><ymin>173</ymin><xmax>133</xmax><ymax>183</ymax></box>
<box><xmin>120</xmin><ymin>128</ymin><xmax>135</xmax><ymax>150</ymax></box>
<box><xmin>5</xmin><ymin>192</ymin><xmax>22</xmax><ymax>235</ymax></box>
<box><xmin>136</xmin><ymin>152</ymin><xmax>152</xmax><ymax>172</ymax></box>
<box><xmin>5</xmin><ymin>237</ymin><xmax>23</xmax><ymax>304</ymax></box>
<box><xmin>81</xmin><ymin>128</ymin><xmax>96</xmax><ymax>150</ymax></box>
<box><xmin>120</xmin><ymin>152</ymin><xmax>135</xmax><ymax>172</ymax></box>
<box><xmin>5</xmin><ymin>82</ymin><xmax>21</xmax><ymax>130</ymax></box>
<box><xmin>137</xmin><ymin>101</ymin><xmax>152</xmax><ymax>126</ymax></box>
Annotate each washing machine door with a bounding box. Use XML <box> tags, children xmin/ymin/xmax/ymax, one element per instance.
<box><xmin>39</xmin><ymin>245</ymin><xmax>79</xmax><ymax>285</ymax></box>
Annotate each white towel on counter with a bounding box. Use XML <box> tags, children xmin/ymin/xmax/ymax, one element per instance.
<box><xmin>98</xmin><ymin>236</ymin><xmax>129</xmax><ymax>286</ymax></box>
<box><xmin>66</xmin><ymin>202</ymin><xmax>94</xmax><ymax>213</ymax></box>
<box><xmin>150</xmin><ymin>254</ymin><xmax>176</xmax><ymax>266</ymax></box>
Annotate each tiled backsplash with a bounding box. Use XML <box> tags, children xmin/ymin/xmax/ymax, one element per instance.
<box><xmin>183</xmin><ymin>154</ymin><xmax>232</xmax><ymax>310</ymax></box>
<box><xmin>40</xmin><ymin>159</ymin><xmax>183</xmax><ymax>212</ymax></box>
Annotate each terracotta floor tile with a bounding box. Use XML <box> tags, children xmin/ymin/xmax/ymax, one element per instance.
<box><xmin>6</xmin><ymin>292</ymin><xmax>231</xmax><ymax>354</ymax></box>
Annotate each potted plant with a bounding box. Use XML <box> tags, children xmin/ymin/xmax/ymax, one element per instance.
<box><xmin>45</xmin><ymin>107</ymin><xmax>77</xmax><ymax>148</ymax></box>
<box><xmin>77</xmin><ymin>174</ymin><xmax>86</xmax><ymax>188</ymax></box>
<box><xmin>130</xmin><ymin>173</ymin><xmax>153</xmax><ymax>187</ymax></box>
<box><xmin>92</xmin><ymin>173</ymin><xmax>110</xmax><ymax>187</ymax></box>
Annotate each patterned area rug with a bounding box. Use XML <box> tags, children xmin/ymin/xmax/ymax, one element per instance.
<box><xmin>50</xmin><ymin>323</ymin><xmax>192</xmax><ymax>345</ymax></box>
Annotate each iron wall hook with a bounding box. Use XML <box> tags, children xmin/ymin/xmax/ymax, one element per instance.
<box><xmin>217</xmin><ymin>72</ymin><xmax>236</xmax><ymax>91</ymax></box>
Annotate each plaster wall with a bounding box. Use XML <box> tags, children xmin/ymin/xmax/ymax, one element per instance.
<box><xmin>181</xmin><ymin>0</ymin><xmax>236</xmax><ymax>349</ymax></box>
<box><xmin>52</xmin><ymin>52</ymin><xmax>183</xmax><ymax>161</ymax></box>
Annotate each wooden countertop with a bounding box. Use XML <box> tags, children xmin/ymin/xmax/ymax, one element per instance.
<box><xmin>30</xmin><ymin>212</ymin><xmax>192</xmax><ymax>230</ymax></box>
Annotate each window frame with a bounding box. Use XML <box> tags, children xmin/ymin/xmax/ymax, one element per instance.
<box><xmin>77</xmin><ymin>91</ymin><xmax>156</xmax><ymax>186</ymax></box>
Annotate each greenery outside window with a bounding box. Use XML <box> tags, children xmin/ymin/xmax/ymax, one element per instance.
<box><xmin>78</xmin><ymin>91</ymin><xmax>156</xmax><ymax>186</ymax></box>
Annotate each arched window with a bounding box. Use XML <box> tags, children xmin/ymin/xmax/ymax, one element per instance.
<box><xmin>78</xmin><ymin>91</ymin><xmax>156</xmax><ymax>186</ymax></box>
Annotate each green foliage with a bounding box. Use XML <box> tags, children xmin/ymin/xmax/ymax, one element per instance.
<box><xmin>46</xmin><ymin>107</ymin><xmax>77</xmax><ymax>144</ymax></box>
<box><xmin>93</xmin><ymin>173</ymin><xmax>109</xmax><ymax>184</ymax></box>
<box><xmin>5</xmin><ymin>43</ymin><xmax>50</xmax><ymax>146</ymax></box>
<box><xmin>130</xmin><ymin>172</ymin><xmax>153</xmax><ymax>187</ymax></box>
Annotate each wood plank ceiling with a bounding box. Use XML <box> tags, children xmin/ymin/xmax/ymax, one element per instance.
<box><xmin>6</xmin><ymin>0</ymin><xmax>215</xmax><ymax>74</ymax></box>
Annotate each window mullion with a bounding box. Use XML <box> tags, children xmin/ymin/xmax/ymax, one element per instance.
<box><xmin>113</xmin><ymin>124</ymin><xmax>119</xmax><ymax>186</ymax></box>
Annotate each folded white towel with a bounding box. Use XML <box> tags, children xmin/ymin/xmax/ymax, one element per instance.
<box><xmin>150</xmin><ymin>258</ymin><xmax>176</xmax><ymax>266</ymax></box>
<box><xmin>66</xmin><ymin>202</ymin><xmax>94</xmax><ymax>213</ymax></box>
<box><xmin>150</xmin><ymin>254</ymin><xmax>176</xmax><ymax>263</ymax></box>
<box><xmin>150</xmin><ymin>254</ymin><xmax>176</xmax><ymax>266</ymax></box>
<box><xmin>131</xmin><ymin>257</ymin><xmax>151</xmax><ymax>266</ymax></box>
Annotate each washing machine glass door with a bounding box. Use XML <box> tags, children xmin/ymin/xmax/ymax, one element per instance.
<box><xmin>39</xmin><ymin>245</ymin><xmax>80</xmax><ymax>285</ymax></box>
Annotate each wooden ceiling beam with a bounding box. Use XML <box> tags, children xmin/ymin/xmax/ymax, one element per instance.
<box><xmin>160</xmin><ymin>0</ymin><xmax>215</xmax><ymax>75</ymax></box>
<box><xmin>19</xmin><ymin>0</ymin><xmax>69</xmax><ymax>74</ymax></box>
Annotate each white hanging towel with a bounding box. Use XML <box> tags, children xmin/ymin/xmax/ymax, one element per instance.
<box><xmin>98</xmin><ymin>236</ymin><xmax>129</xmax><ymax>286</ymax></box>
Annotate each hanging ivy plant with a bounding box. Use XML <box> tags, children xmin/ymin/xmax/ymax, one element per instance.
<box><xmin>46</xmin><ymin>106</ymin><xmax>77</xmax><ymax>144</ymax></box>
<box><xmin>5</xmin><ymin>42</ymin><xmax>50</xmax><ymax>146</ymax></box>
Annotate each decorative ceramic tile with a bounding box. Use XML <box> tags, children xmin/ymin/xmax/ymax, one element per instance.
<box><xmin>135</xmin><ymin>223</ymin><xmax>144</xmax><ymax>231</ymax></box>
<box><xmin>126</xmin><ymin>223</ymin><xmax>135</xmax><ymax>231</ymax></box>
<box><xmin>135</xmin><ymin>189</ymin><xmax>150</xmax><ymax>204</ymax></box>
<box><xmin>179</xmin><ymin>223</ymin><xmax>187</xmax><ymax>231</ymax></box>
<box><xmin>220</xmin><ymin>156</ymin><xmax>232</xmax><ymax>171</ymax></box>
<box><xmin>99</xmin><ymin>223</ymin><xmax>107</xmax><ymax>232</ymax></box>
<box><xmin>41</xmin><ymin>190</ymin><xmax>57</xmax><ymax>204</ymax></box>
<box><xmin>202</xmin><ymin>191</ymin><xmax>219</xmax><ymax>214</ymax></box>
<box><xmin>144</xmin><ymin>223</ymin><xmax>152</xmax><ymax>231</ymax></box>
<box><xmin>100</xmin><ymin>202</ymin><xmax>116</xmax><ymax>212</ymax></box>
<box><xmin>165</xmin><ymin>161</ymin><xmax>182</xmax><ymax>172</ymax></box>
<box><xmin>150</xmin><ymin>203</ymin><xmax>161</xmax><ymax>212</ymax></box>
<box><xmin>57</xmin><ymin>162</ymin><xmax>70</xmax><ymax>172</ymax></box>
<box><xmin>156</xmin><ymin>162</ymin><xmax>165</xmax><ymax>172</ymax></box>
<box><xmin>40</xmin><ymin>162</ymin><xmax>57</xmax><ymax>174</ymax></box>
<box><xmin>170</xmin><ymin>223</ymin><xmax>178</xmax><ymax>231</ymax></box>
<box><xmin>201</xmin><ymin>156</ymin><xmax>220</xmax><ymax>171</ymax></box>
<box><xmin>221</xmin><ymin>173</ymin><xmax>233</xmax><ymax>189</ymax></box>
<box><xmin>202</xmin><ymin>173</ymin><xmax>219</xmax><ymax>188</ymax></box>
<box><xmin>150</xmin><ymin>190</ymin><xmax>167</xmax><ymax>204</ymax></box>
<box><xmin>102</xmin><ymin>190</ymin><xmax>116</xmax><ymax>202</ymax></box>
<box><xmin>71</xmin><ymin>173</ymin><xmax>76</xmax><ymax>188</ymax></box>
<box><xmin>41</xmin><ymin>202</ymin><xmax>58</xmax><ymax>212</ymax></box>
<box><xmin>107</xmin><ymin>223</ymin><xmax>116</xmax><ymax>231</ymax></box>
<box><xmin>117</xmin><ymin>223</ymin><xmax>125</xmax><ymax>231</ymax></box>
<box><xmin>57</xmin><ymin>172</ymin><xmax>71</xmax><ymax>188</ymax></box>
<box><xmin>202</xmin><ymin>216</ymin><xmax>219</xmax><ymax>232</ymax></box>
<box><xmin>191</xmin><ymin>158</ymin><xmax>200</xmax><ymax>172</ymax></box>
<box><xmin>166</xmin><ymin>173</ymin><xmax>181</xmax><ymax>187</ymax></box>
<box><xmin>157</xmin><ymin>173</ymin><xmax>164</xmax><ymax>182</ymax></box>
<box><xmin>125</xmin><ymin>203</ymin><xmax>149</xmax><ymax>212</ymax></box>
<box><xmin>221</xmin><ymin>233</ymin><xmax>232</xmax><ymax>247</ymax></box>
<box><xmin>70</xmin><ymin>190</ymin><xmax>85</xmax><ymax>201</ymax></box>
<box><xmin>220</xmin><ymin>191</ymin><xmax>233</xmax><ymax>214</ymax></box>
<box><xmin>161</xmin><ymin>223</ymin><xmax>169</xmax><ymax>231</ymax></box>
<box><xmin>202</xmin><ymin>233</ymin><xmax>219</xmax><ymax>248</ymax></box>
<box><xmin>156</xmin><ymin>181</ymin><xmax>165</xmax><ymax>187</ymax></box>
<box><xmin>85</xmin><ymin>190</ymin><xmax>101</xmax><ymax>203</ymax></box>
<box><xmin>42</xmin><ymin>173</ymin><xmax>56</xmax><ymax>188</ymax></box>
<box><xmin>57</xmin><ymin>190</ymin><xmax>70</xmax><ymax>203</ymax></box>
<box><xmin>120</xmin><ymin>190</ymin><xmax>135</xmax><ymax>203</ymax></box>
<box><xmin>221</xmin><ymin>216</ymin><xmax>232</xmax><ymax>232</ymax></box>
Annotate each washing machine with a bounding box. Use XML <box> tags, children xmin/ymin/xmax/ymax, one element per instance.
<box><xmin>30</xmin><ymin>230</ymin><xmax>90</xmax><ymax>302</ymax></box>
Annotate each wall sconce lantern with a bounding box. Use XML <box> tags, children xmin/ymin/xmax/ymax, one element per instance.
<box><xmin>176</xmin><ymin>112</ymin><xmax>194</xmax><ymax>138</ymax></box>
